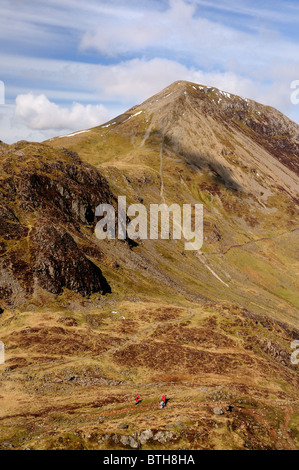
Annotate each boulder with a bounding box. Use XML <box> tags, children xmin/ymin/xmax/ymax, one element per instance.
<box><xmin>213</xmin><ymin>407</ymin><xmax>224</xmax><ymax>415</ymax></box>
<box><xmin>153</xmin><ymin>431</ymin><xmax>176</xmax><ymax>444</ymax></box>
<box><xmin>139</xmin><ymin>429</ymin><xmax>154</xmax><ymax>444</ymax></box>
<box><xmin>119</xmin><ymin>435</ymin><xmax>139</xmax><ymax>449</ymax></box>
<box><xmin>118</xmin><ymin>423</ymin><xmax>129</xmax><ymax>430</ymax></box>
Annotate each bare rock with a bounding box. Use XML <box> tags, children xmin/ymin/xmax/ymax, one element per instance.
<box><xmin>118</xmin><ymin>423</ymin><xmax>129</xmax><ymax>430</ymax></box>
<box><xmin>31</xmin><ymin>224</ymin><xmax>111</xmax><ymax>297</ymax></box>
<box><xmin>119</xmin><ymin>435</ymin><xmax>139</xmax><ymax>449</ymax></box>
<box><xmin>153</xmin><ymin>430</ymin><xmax>176</xmax><ymax>444</ymax></box>
<box><xmin>213</xmin><ymin>407</ymin><xmax>224</xmax><ymax>416</ymax></box>
<box><xmin>139</xmin><ymin>429</ymin><xmax>154</xmax><ymax>444</ymax></box>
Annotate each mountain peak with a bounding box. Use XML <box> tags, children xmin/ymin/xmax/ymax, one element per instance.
<box><xmin>105</xmin><ymin>80</ymin><xmax>298</xmax><ymax>178</ymax></box>
<box><xmin>48</xmin><ymin>80</ymin><xmax>299</xmax><ymax>185</ymax></box>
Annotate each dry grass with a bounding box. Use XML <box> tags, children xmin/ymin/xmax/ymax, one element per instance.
<box><xmin>0</xmin><ymin>299</ymin><xmax>298</xmax><ymax>450</ymax></box>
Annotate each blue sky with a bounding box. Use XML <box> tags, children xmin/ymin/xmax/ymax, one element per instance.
<box><xmin>0</xmin><ymin>0</ymin><xmax>299</xmax><ymax>143</ymax></box>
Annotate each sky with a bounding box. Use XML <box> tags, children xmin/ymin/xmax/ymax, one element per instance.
<box><xmin>0</xmin><ymin>0</ymin><xmax>299</xmax><ymax>143</ymax></box>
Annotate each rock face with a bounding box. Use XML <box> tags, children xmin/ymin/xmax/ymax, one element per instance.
<box><xmin>0</xmin><ymin>143</ymin><xmax>114</xmax><ymax>306</ymax></box>
<box><xmin>31</xmin><ymin>224</ymin><xmax>111</xmax><ymax>296</ymax></box>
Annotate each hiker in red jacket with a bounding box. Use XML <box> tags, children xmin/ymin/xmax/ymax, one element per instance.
<box><xmin>160</xmin><ymin>395</ymin><xmax>167</xmax><ymax>409</ymax></box>
<box><xmin>135</xmin><ymin>396</ymin><xmax>141</xmax><ymax>405</ymax></box>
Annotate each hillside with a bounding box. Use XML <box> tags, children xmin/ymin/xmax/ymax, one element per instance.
<box><xmin>0</xmin><ymin>81</ymin><xmax>298</xmax><ymax>450</ymax></box>
<box><xmin>48</xmin><ymin>80</ymin><xmax>299</xmax><ymax>326</ymax></box>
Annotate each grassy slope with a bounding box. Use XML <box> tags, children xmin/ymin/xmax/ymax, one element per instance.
<box><xmin>0</xmin><ymin>298</ymin><xmax>299</xmax><ymax>450</ymax></box>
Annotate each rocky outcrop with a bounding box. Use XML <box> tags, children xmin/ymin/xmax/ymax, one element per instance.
<box><xmin>3</xmin><ymin>149</ymin><xmax>114</xmax><ymax>227</ymax></box>
<box><xmin>31</xmin><ymin>224</ymin><xmax>111</xmax><ymax>296</ymax></box>
<box><xmin>0</xmin><ymin>143</ymin><xmax>114</xmax><ymax>305</ymax></box>
<box><xmin>139</xmin><ymin>429</ymin><xmax>154</xmax><ymax>445</ymax></box>
<box><xmin>98</xmin><ymin>428</ymin><xmax>179</xmax><ymax>449</ymax></box>
<box><xmin>257</xmin><ymin>339</ymin><xmax>290</xmax><ymax>367</ymax></box>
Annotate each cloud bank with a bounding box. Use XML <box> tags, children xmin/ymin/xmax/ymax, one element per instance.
<box><xmin>15</xmin><ymin>93</ymin><xmax>110</xmax><ymax>131</ymax></box>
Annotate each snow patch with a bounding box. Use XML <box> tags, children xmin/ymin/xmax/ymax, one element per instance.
<box><xmin>219</xmin><ymin>91</ymin><xmax>231</xmax><ymax>99</ymax></box>
<box><xmin>128</xmin><ymin>110</ymin><xmax>143</xmax><ymax>119</ymax></box>
<box><xmin>58</xmin><ymin>130</ymin><xmax>90</xmax><ymax>138</ymax></box>
<box><xmin>164</xmin><ymin>92</ymin><xmax>174</xmax><ymax>99</ymax></box>
<box><xmin>121</xmin><ymin>110</ymin><xmax>144</xmax><ymax>124</ymax></box>
<box><xmin>102</xmin><ymin>122</ymin><xmax>116</xmax><ymax>128</ymax></box>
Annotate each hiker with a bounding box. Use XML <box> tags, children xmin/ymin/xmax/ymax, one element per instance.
<box><xmin>160</xmin><ymin>394</ymin><xmax>167</xmax><ymax>409</ymax></box>
<box><xmin>135</xmin><ymin>396</ymin><xmax>141</xmax><ymax>405</ymax></box>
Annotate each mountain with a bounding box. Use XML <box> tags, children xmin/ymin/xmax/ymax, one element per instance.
<box><xmin>0</xmin><ymin>81</ymin><xmax>298</xmax><ymax>450</ymax></box>
<box><xmin>48</xmin><ymin>80</ymin><xmax>299</xmax><ymax>325</ymax></box>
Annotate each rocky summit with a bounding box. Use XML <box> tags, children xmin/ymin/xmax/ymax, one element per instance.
<box><xmin>0</xmin><ymin>81</ymin><xmax>298</xmax><ymax>450</ymax></box>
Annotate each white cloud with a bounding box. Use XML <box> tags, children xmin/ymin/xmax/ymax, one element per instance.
<box><xmin>0</xmin><ymin>104</ymin><xmax>58</xmax><ymax>144</ymax></box>
<box><xmin>80</xmin><ymin>0</ymin><xmax>225</xmax><ymax>57</ymax></box>
<box><xmin>15</xmin><ymin>93</ymin><xmax>110</xmax><ymax>131</ymax></box>
<box><xmin>79</xmin><ymin>0</ymin><xmax>299</xmax><ymax>71</ymax></box>
<box><xmin>91</xmin><ymin>58</ymin><xmax>189</xmax><ymax>102</ymax></box>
